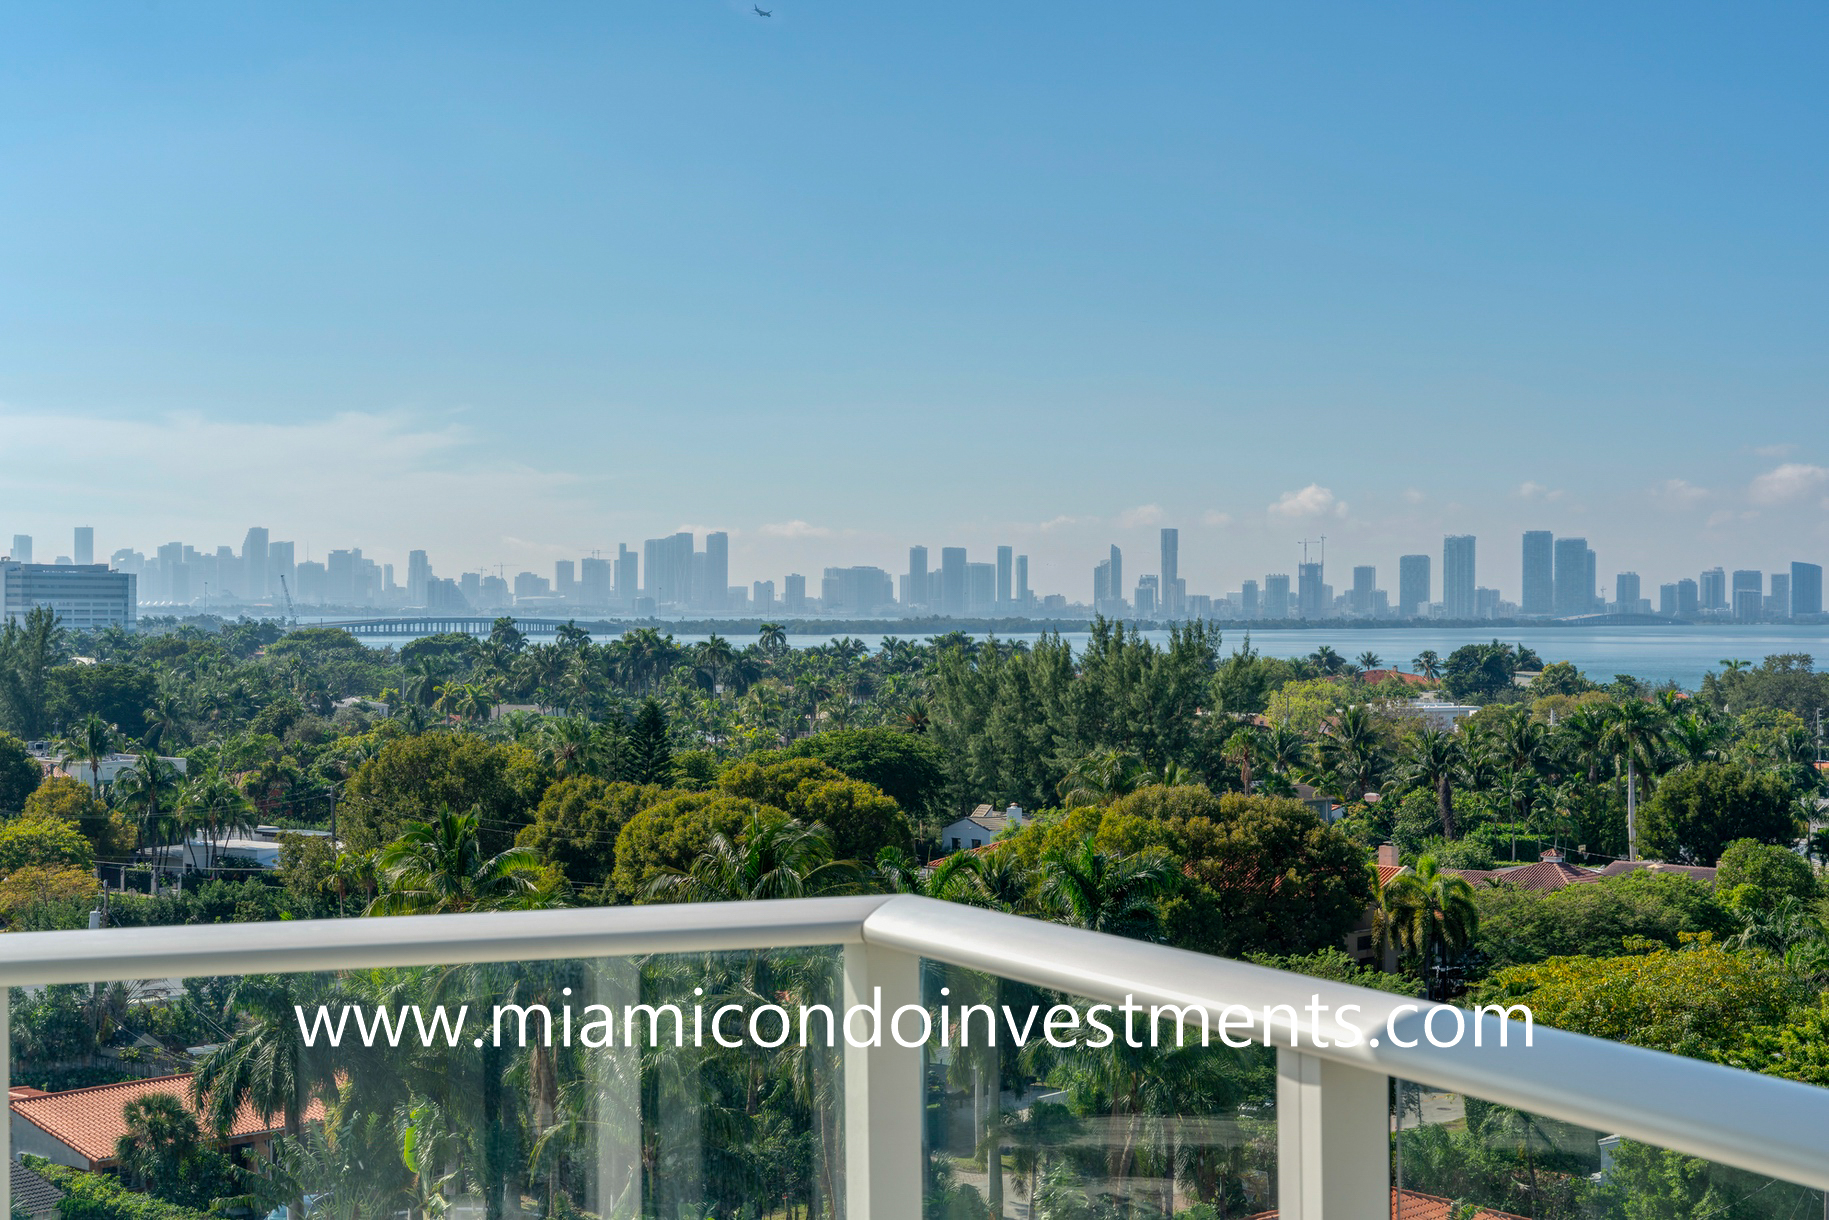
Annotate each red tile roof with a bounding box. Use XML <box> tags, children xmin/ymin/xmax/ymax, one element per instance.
<box><xmin>9</xmin><ymin>1073</ymin><xmax>326</xmax><ymax>1167</ymax></box>
<box><xmin>1444</xmin><ymin>860</ymin><xmax>1600</xmax><ymax>892</ymax></box>
<box><xmin>1597</xmin><ymin>860</ymin><xmax>1717</xmax><ymax>884</ymax></box>
<box><xmin>1376</xmin><ymin>864</ymin><xmax>1407</xmax><ymax>886</ymax></box>
<box><xmin>1249</xmin><ymin>1189</ymin><xmax>1529</xmax><ymax>1220</ymax></box>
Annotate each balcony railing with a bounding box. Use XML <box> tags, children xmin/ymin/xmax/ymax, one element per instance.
<box><xmin>5</xmin><ymin>895</ymin><xmax>1827</xmax><ymax>1220</ymax></box>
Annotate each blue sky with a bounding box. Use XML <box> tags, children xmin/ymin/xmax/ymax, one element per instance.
<box><xmin>1</xmin><ymin>2</ymin><xmax>1824</xmax><ymax>599</ymax></box>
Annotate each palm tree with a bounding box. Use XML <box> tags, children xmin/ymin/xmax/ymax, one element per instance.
<box><xmin>536</xmin><ymin>715</ymin><xmax>602</xmax><ymax>778</ymax></box>
<box><xmin>645</xmin><ymin>813</ymin><xmax>861</xmax><ymax>902</ymax></box>
<box><xmin>757</xmin><ymin>622</ymin><xmax>788</xmax><ymax>657</ymax></box>
<box><xmin>115</xmin><ymin>1093</ymin><xmax>203</xmax><ymax>1197</ymax></box>
<box><xmin>1411</xmin><ymin>650</ymin><xmax>1442</xmax><ymax>682</ymax></box>
<box><xmin>368</xmin><ymin>806</ymin><xmax>561</xmax><ymax>915</ymax></box>
<box><xmin>1719</xmin><ymin>658</ymin><xmax>1751</xmax><ymax>675</ymax></box>
<box><xmin>324</xmin><ymin>849</ymin><xmax>379</xmax><ymax>917</ymax></box>
<box><xmin>1037</xmin><ymin>839</ymin><xmax>1176</xmax><ymax>939</ymax></box>
<box><xmin>114</xmin><ymin>751</ymin><xmax>185</xmax><ymax>855</ymax></box>
<box><xmin>1356</xmin><ymin>651</ymin><xmax>1382</xmax><ymax>671</ymax></box>
<box><xmin>1316</xmin><ymin>705</ymin><xmax>1385</xmax><ymax>801</ymax></box>
<box><xmin>1602</xmin><ymin>698</ymin><xmax>1668</xmax><ymax>862</ymax></box>
<box><xmin>1381</xmin><ymin>855</ymin><xmax>1477</xmax><ymax>1000</ymax></box>
<box><xmin>1400</xmin><ymin>727</ymin><xmax>1463</xmax><ymax>839</ymax></box>
<box><xmin>58</xmin><ymin>713</ymin><xmax>117</xmax><ymax>795</ymax></box>
<box><xmin>1223</xmin><ymin>726</ymin><xmax>1260</xmax><ymax>793</ymax></box>
<box><xmin>194</xmin><ymin>974</ymin><xmax>342</xmax><ymax>1140</ymax></box>
<box><xmin>1264</xmin><ymin>724</ymin><xmax>1310</xmax><ymax>777</ymax></box>
<box><xmin>178</xmin><ymin>770</ymin><xmax>256</xmax><ymax>869</ymax></box>
<box><xmin>1308</xmin><ymin>645</ymin><xmax>1346</xmax><ymax>675</ymax></box>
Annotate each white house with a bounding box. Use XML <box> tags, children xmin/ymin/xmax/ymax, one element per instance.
<box><xmin>935</xmin><ymin>804</ymin><xmax>1024</xmax><ymax>859</ymax></box>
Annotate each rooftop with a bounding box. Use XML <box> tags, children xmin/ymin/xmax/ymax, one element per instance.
<box><xmin>9</xmin><ymin>1073</ymin><xmax>325</xmax><ymax>1166</ymax></box>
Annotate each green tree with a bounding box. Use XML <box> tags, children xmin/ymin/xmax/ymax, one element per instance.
<box><xmin>112</xmin><ymin>753</ymin><xmax>186</xmax><ymax>853</ymax></box>
<box><xmin>1641</xmin><ymin>762</ymin><xmax>1800</xmax><ymax>866</ymax></box>
<box><xmin>338</xmin><ymin>732</ymin><xmax>550</xmax><ymax>854</ymax></box>
<box><xmin>783</xmin><ymin>727</ymin><xmax>947</xmax><ymax>816</ymax></box>
<box><xmin>1471</xmin><ymin>870</ymin><xmax>1731</xmax><ymax>969</ymax></box>
<box><xmin>0</xmin><ymin>606</ymin><xmax>66</xmax><ymax>736</ymax></box>
<box><xmin>1381</xmin><ymin>854</ymin><xmax>1477</xmax><ymax>1000</ymax></box>
<box><xmin>1714</xmin><ymin>838</ymin><xmax>1818</xmax><ymax>912</ymax></box>
<box><xmin>611</xmin><ymin>792</ymin><xmax>784</xmax><ymax>900</ymax></box>
<box><xmin>369</xmin><ymin>805</ymin><xmax>561</xmax><ymax>914</ymax></box>
<box><xmin>1037</xmin><ymin>838</ymin><xmax>1177</xmax><ymax>939</ymax></box>
<box><xmin>0</xmin><ymin>729</ymin><xmax>43</xmax><ymax>810</ymax></box>
<box><xmin>57</xmin><ymin>713</ymin><xmax>117</xmax><ymax>796</ymax></box>
<box><xmin>516</xmin><ymin>777</ymin><xmax>673</xmax><ymax>892</ymax></box>
<box><xmin>115</xmin><ymin>1093</ymin><xmax>234</xmax><ymax>1210</ymax></box>
<box><xmin>24</xmin><ymin>774</ymin><xmax>134</xmax><ymax>860</ymax></box>
<box><xmin>1601</xmin><ymin>698</ymin><xmax>1668</xmax><ymax>862</ymax></box>
<box><xmin>1399</xmin><ymin>727</ymin><xmax>1463</xmax><ymax>839</ymax></box>
<box><xmin>624</xmin><ymin>697</ymin><xmax>675</xmax><ymax>785</ymax></box>
<box><xmin>644</xmin><ymin>812</ymin><xmax>861</xmax><ymax>902</ymax></box>
<box><xmin>0</xmin><ymin>815</ymin><xmax>94</xmax><ymax>873</ymax></box>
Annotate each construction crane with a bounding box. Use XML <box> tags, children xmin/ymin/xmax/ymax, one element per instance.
<box><xmin>278</xmin><ymin>574</ymin><xmax>297</xmax><ymax>627</ymax></box>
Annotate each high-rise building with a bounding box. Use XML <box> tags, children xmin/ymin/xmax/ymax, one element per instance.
<box><xmin>1240</xmin><ymin>579</ymin><xmax>1259</xmax><ymax>619</ymax></box>
<box><xmin>1159</xmin><ymin>529</ymin><xmax>1180</xmax><ymax>617</ymax></box>
<box><xmin>1397</xmin><ymin>555</ymin><xmax>1430</xmax><ymax>617</ymax></box>
<box><xmin>1792</xmin><ymin>562</ymin><xmax>1824</xmax><ymax>617</ymax></box>
<box><xmin>1553</xmin><ymin>537</ymin><xmax>1593</xmax><ymax>617</ymax></box>
<box><xmin>1768</xmin><ymin>573</ymin><xmax>1790</xmax><ymax>619</ymax></box>
<box><xmin>554</xmin><ymin>559</ymin><xmax>576</xmax><ymax>601</ymax></box>
<box><xmin>1263</xmin><ymin>573</ymin><xmax>1292</xmax><ymax>619</ymax></box>
<box><xmin>1134</xmin><ymin>575</ymin><xmax>1159</xmax><ymax>617</ymax></box>
<box><xmin>10</xmin><ymin>536</ymin><xmax>31</xmax><ymax>564</ymax></box>
<box><xmin>1677</xmin><ymin>578</ymin><xmax>1699</xmax><ymax>617</ymax></box>
<box><xmin>1351</xmin><ymin>566</ymin><xmax>1376</xmax><ymax>615</ymax></box>
<box><xmin>268</xmin><ymin>541</ymin><xmax>295</xmax><ymax>602</ymax></box>
<box><xmin>752</xmin><ymin>580</ymin><xmax>775</xmax><ymax>614</ymax></box>
<box><xmin>1099</xmin><ymin>545</ymin><xmax>1124</xmax><ymax>614</ymax></box>
<box><xmin>1</xmin><ymin>562</ymin><xmax>135</xmax><ymax>631</ymax></box>
<box><xmin>580</xmin><ymin>556</ymin><xmax>612</xmax><ymax>606</ymax></box>
<box><xmin>965</xmin><ymin>563</ymin><xmax>996</xmax><ymax>615</ymax></box>
<box><xmin>642</xmin><ymin>533</ymin><xmax>695</xmax><ymax>608</ymax></box>
<box><xmin>996</xmin><ymin>546</ymin><xmax>1013</xmax><ymax>609</ymax></box>
<box><xmin>407</xmin><ymin>550</ymin><xmax>432</xmax><ymax>605</ymax></box>
<box><xmin>1615</xmin><ymin>572</ymin><xmax>1641</xmax><ymax>612</ymax></box>
<box><xmin>1659</xmin><ymin>583</ymin><xmax>1678</xmax><ymax>616</ymax></box>
<box><xmin>1732</xmin><ymin>570</ymin><xmax>1763</xmax><ymax>622</ymax></box>
<box><xmin>784</xmin><ymin>573</ymin><xmax>807</xmax><ymax>613</ymax></box>
<box><xmin>940</xmin><ymin>547</ymin><xmax>968</xmax><ymax>616</ymax></box>
<box><xmin>1699</xmin><ymin>567</ymin><xmax>1727</xmax><ymax>611</ymax></box>
<box><xmin>1442</xmin><ymin>535</ymin><xmax>1476</xmax><ymax>619</ymax></box>
<box><xmin>703</xmin><ymin>532</ymin><xmax>729</xmax><ymax>613</ymax></box>
<box><xmin>822</xmin><ymin>566</ymin><xmax>894</xmax><ymax>614</ymax></box>
<box><xmin>73</xmin><ymin>527</ymin><xmax>94</xmax><ymax>567</ymax></box>
<box><xmin>905</xmin><ymin>546</ymin><xmax>929</xmax><ymax>609</ymax></box>
<box><xmin>1015</xmin><ymin>555</ymin><xmax>1030</xmax><ymax>609</ymax></box>
<box><xmin>615</xmin><ymin>545</ymin><xmax>638</xmax><ymax>608</ymax></box>
<box><xmin>1297</xmin><ymin>561</ymin><xmax>1326</xmax><ymax>618</ymax></box>
<box><xmin>241</xmin><ymin>527</ymin><xmax>270</xmax><ymax>599</ymax></box>
<box><xmin>1521</xmin><ymin>531</ymin><xmax>1553</xmax><ymax>615</ymax></box>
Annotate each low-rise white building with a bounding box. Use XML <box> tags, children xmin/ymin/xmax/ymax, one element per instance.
<box><xmin>935</xmin><ymin>804</ymin><xmax>1025</xmax><ymax>858</ymax></box>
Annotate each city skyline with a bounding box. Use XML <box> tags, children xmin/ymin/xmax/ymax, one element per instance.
<box><xmin>9</xmin><ymin>518</ymin><xmax>1822</xmax><ymax>621</ymax></box>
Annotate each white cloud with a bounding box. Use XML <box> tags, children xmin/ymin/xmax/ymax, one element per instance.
<box><xmin>1747</xmin><ymin>463</ymin><xmax>1829</xmax><ymax>506</ymax></box>
<box><xmin>757</xmin><ymin>519</ymin><xmax>835</xmax><ymax>539</ymax></box>
<box><xmin>1116</xmin><ymin>504</ymin><xmax>1164</xmax><ymax>528</ymax></box>
<box><xmin>1517</xmin><ymin>481</ymin><xmax>1564</xmax><ymax>502</ymax></box>
<box><xmin>1401</xmin><ymin>488</ymin><xmax>1425</xmax><ymax>505</ymax></box>
<box><xmin>1201</xmin><ymin>510</ymin><xmax>1233</xmax><ymax>527</ymax></box>
<box><xmin>1648</xmin><ymin>478</ymin><xmax>1710</xmax><ymax>508</ymax></box>
<box><xmin>1035</xmin><ymin>515</ymin><xmax>1081</xmax><ymax>532</ymax></box>
<box><xmin>1752</xmin><ymin>443</ymin><xmax>1796</xmax><ymax>459</ymax></box>
<box><xmin>1268</xmin><ymin>485</ymin><xmax>1346</xmax><ymax>519</ymax></box>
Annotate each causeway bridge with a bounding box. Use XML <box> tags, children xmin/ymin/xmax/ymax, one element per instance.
<box><xmin>310</xmin><ymin>616</ymin><xmax>616</xmax><ymax>637</ymax></box>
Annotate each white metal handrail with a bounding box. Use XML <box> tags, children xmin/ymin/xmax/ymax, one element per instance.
<box><xmin>2</xmin><ymin>894</ymin><xmax>1825</xmax><ymax>1214</ymax></box>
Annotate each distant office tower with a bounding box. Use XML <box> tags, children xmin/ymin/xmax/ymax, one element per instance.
<box><xmin>1793</xmin><ymin>562</ymin><xmax>1824</xmax><ymax>617</ymax></box>
<box><xmin>643</xmin><ymin>533</ymin><xmax>695</xmax><ymax>607</ymax></box>
<box><xmin>1094</xmin><ymin>558</ymin><xmax>1114</xmax><ymax>610</ymax></box>
<box><xmin>1732</xmin><ymin>570</ymin><xmax>1763</xmax><ymax>621</ymax></box>
<box><xmin>703</xmin><ymin>532</ymin><xmax>729</xmax><ymax>613</ymax></box>
<box><xmin>784</xmin><ymin>573</ymin><xmax>807</xmax><ymax>613</ymax></box>
<box><xmin>241</xmin><ymin>527</ymin><xmax>269</xmax><ymax>599</ymax></box>
<box><xmin>1351</xmin><ymin>566</ymin><xmax>1376</xmax><ymax>615</ymax></box>
<box><xmin>10</xmin><ymin>536</ymin><xmax>30</xmax><ymax>564</ymax></box>
<box><xmin>960</xmin><ymin>562</ymin><xmax>991</xmax><ymax>614</ymax></box>
<box><xmin>1768</xmin><ymin>573</ymin><xmax>1790</xmax><ymax>619</ymax></box>
<box><xmin>1297</xmin><ymin>561</ymin><xmax>1325</xmax><ymax>618</ymax></box>
<box><xmin>996</xmin><ymin>546</ymin><xmax>1013</xmax><ymax>608</ymax></box>
<box><xmin>1553</xmin><ymin>537</ymin><xmax>1592</xmax><ymax>617</ymax></box>
<box><xmin>752</xmin><ymin>580</ymin><xmax>775</xmax><ymax>613</ymax></box>
<box><xmin>1676</xmin><ymin>578</ymin><xmax>1699</xmax><ymax>616</ymax></box>
<box><xmin>1476</xmin><ymin>587</ymin><xmax>1500</xmax><ymax>618</ymax></box>
<box><xmin>1442</xmin><ymin>535</ymin><xmax>1476</xmax><ymax>619</ymax></box>
<box><xmin>514</xmin><ymin>571</ymin><xmax>551</xmax><ymax>600</ymax></box>
<box><xmin>554</xmin><ymin>559</ymin><xmax>576</xmax><ymax>600</ymax></box>
<box><xmin>73</xmin><ymin>527</ymin><xmax>94</xmax><ymax>567</ymax></box>
<box><xmin>615</xmin><ymin>545</ymin><xmax>638</xmax><ymax>607</ymax></box>
<box><xmin>407</xmin><ymin>550</ymin><xmax>432</xmax><ymax>605</ymax></box>
<box><xmin>1264</xmin><ymin>573</ymin><xmax>1292</xmax><ymax>619</ymax></box>
<box><xmin>1699</xmin><ymin>567</ymin><xmax>1727</xmax><ymax>611</ymax></box>
<box><xmin>0</xmin><ymin>561</ymin><xmax>136</xmax><ymax>631</ymax></box>
<box><xmin>1240</xmin><ymin>579</ymin><xmax>1259</xmax><ymax>618</ymax></box>
<box><xmin>906</xmin><ymin>546</ymin><xmax>929</xmax><ymax>609</ymax></box>
<box><xmin>1015</xmin><ymin>555</ymin><xmax>1029</xmax><ymax>608</ymax></box>
<box><xmin>1397</xmin><ymin>555</ymin><xmax>1430</xmax><ymax>617</ymax></box>
<box><xmin>1521</xmin><ymin>531</ymin><xmax>1553</xmax><ymax>615</ymax></box>
<box><xmin>268</xmin><ymin>541</ymin><xmax>295</xmax><ymax>601</ymax></box>
<box><xmin>822</xmin><ymin>566</ymin><xmax>894</xmax><ymax>614</ymax></box>
<box><xmin>1134</xmin><ymin>575</ymin><xmax>1159</xmax><ymax>617</ymax></box>
<box><xmin>1159</xmin><ymin>529</ymin><xmax>1180</xmax><ymax>616</ymax></box>
<box><xmin>939</xmin><ymin>547</ymin><xmax>968</xmax><ymax>615</ymax></box>
<box><xmin>1659</xmin><ymin>584</ymin><xmax>1678</xmax><ymax>616</ymax></box>
<box><xmin>1615</xmin><ymin>572</ymin><xmax>1641</xmax><ymax>612</ymax></box>
<box><xmin>580</xmin><ymin>556</ymin><xmax>612</xmax><ymax>606</ymax></box>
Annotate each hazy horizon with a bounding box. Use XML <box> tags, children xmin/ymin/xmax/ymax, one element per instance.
<box><xmin>3</xmin><ymin>3</ymin><xmax>1825</xmax><ymax>593</ymax></box>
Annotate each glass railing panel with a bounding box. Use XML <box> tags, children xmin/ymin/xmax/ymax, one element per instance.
<box><xmin>923</xmin><ymin>961</ymin><xmax>1277</xmax><ymax>1220</ymax></box>
<box><xmin>8</xmin><ymin>947</ymin><xmax>846</xmax><ymax>1220</ymax></box>
<box><xmin>1391</xmin><ymin>1079</ymin><xmax>1825</xmax><ymax>1220</ymax></box>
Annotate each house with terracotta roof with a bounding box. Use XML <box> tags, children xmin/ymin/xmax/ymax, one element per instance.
<box><xmin>8</xmin><ymin>1073</ymin><xmax>325</xmax><ymax>1172</ymax></box>
<box><xmin>1249</xmin><ymin>1188</ymin><xmax>1530</xmax><ymax>1220</ymax></box>
<box><xmin>1349</xmin><ymin>844</ymin><xmax>1408</xmax><ymax>969</ymax></box>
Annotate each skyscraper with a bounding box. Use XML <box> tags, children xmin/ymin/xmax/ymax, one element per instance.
<box><xmin>703</xmin><ymin>532</ymin><xmax>729</xmax><ymax>614</ymax></box>
<box><xmin>1677</xmin><ymin>578</ymin><xmax>1699</xmax><ymax>617</ymax></box>
<box><xmin>940</xmin><ymin>547</ymin><xmax>967</xmax><ymax>616</ymax></box>
<box><xmin>1297</xmin><ymin>561</ymin><xmax>1325</xmax><ymax>618</ymax></box>
<box><xmin>1521</xmin><ymin>531</ymin><xmax>1553</xmax><ymax>615</ymax></box>
<box><xmin>615</xmin><ymin>545</ymin><xmax>638</xmax><ymax>608</ymax></box>
<box><xmin>1397</xmin><ymin>555</ymin><xmax>1430</xmax><ymax>617</ymax></box>
<box><xmin>996</xmin><ymin>546</ymin><xmax>1013</xmax><ymax>608</ymax></box>
<box><xmin>407</xmin><ymin>550</ymin><xmax>432</xmax><ymax>605</ymax></box>
<box><xmin>10</xmin><ymin>536</ymin><xmax>31</xmax><ymax>564</ymax></box>
<box><xmin>1732</xmin><ymin>570</ymin><xmax>1762</xmax><ymax>621</ymax></box>
<box><xmin>73</xmin><ymin>527</ymin><xmax>94</xmax><ymax>567</ymax></box>
<box><xmin>1109</xmin><ymin>545</ymin><xmax>1122</xmax><ymax>612</ymax></box>
<box><xmin>554</xmin><ymin>559</ymin><xmax>576</xmax><ymax>600</ymax></box>
<box><xmin>1442</xmin><ymin>535</ymin><xmax>1476</xmax><ymax>619</ymax></box>
<box><xmin>1615</xmin><ymin>572</ymin><xmax>1641</xmax><ymax>612</ymax></box>
<box><xmin>1768</xmin><ymin>573</ymin><xmax>1790</xmax><ymax>619</ymax></box>
<box><xmin>580</xmin><ymin>556</ymin><xmax>612</xmax><ymax>606</ymax></box>
<box><xmin>1015</xmin><ymin>555</ymin><xmax>1029</xmax><ymax>609</ymax></box>
<box><xmin>784</xmin><ymin>573</ymin><xmax>807</xmax><ymax>613</ymax></box>
<box><xmin>1351</xmin><ymin>565</ymin><xmax>1375</xmax><ymax>615</ymax></box>
<box><xmin>1240</xmin><ymin>579</ymin><xmax>1259</xmax><ymax>618</ymax></box>
<box><xmin>905</xmin><ymin>546</ymin><xmax>928</xmax><ymax>609</ymax></box>
<box><xmin>1263</xmin><ymin>573</ymin><xmax>1291</xmax><ymax>619</ymax></box>
<box><xmin>1699</xmin><ymin>567</ymin><xmax>1727</xmax><ymax>611</ymax></box>
<box><xmin>241</xmin><ymin>527</ymin><xmax>270</xmax><ymax>599</ymax></box>
<box><xmin>1792</xmin><ymin>562</ymin><xmax>1824</xmax><ymax>617</ymax></box>
<box><xmin>1159</xmin><ymin>528</ymin><xmax>1180</xmax><ymax>616</ymax></box>
<box><xmin>1553</xmin><ymin>537</ymin><xmax>1592</xmax><ymax>617</ymax></box>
